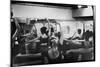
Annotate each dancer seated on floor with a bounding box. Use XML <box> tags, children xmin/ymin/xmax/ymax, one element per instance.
<box><xmin>66</xmin><ymin>30</ymin><xmax>94</xmax><ymax>61</ymax></box>
<box><xmin>65</xmin><ymin>29</ymin><xmax>83</xmax><ymax>45</ymax></box>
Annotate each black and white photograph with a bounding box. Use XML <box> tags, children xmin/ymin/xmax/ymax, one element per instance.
<box><xmin>11</xmin><ymin>0</ymin><xmax>95</xmax><ymax>67</ymax></box>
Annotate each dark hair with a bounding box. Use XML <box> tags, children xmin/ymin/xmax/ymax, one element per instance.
<box><xmin>51</xmin><ymin>27</ymin><xmax>54</xmax><ymax>33</ymax></box>
<box><xmin>40</xmin><ymin>27</ymin><xmax>48</xmax><ymax>35</ymax></box>
<box><xmin>55</xmin><ymin>32</ymin><xmax>61</xmax><ymax>39</ymax></box>
<box><xmin>77</xmin><ymin>29</ymin><xmax>81</xmax><ymax>34</ymax></box>
<box><xmin>84</xmin><ymin>30</ymin><xmax>93</xmax><ymax>41</ymax></box>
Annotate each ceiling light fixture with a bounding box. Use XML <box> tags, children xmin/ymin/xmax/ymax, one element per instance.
<box><xmin>77</xmin><ymin>5</ymin><xmax>82</xmax><ymax>8</ymax></box>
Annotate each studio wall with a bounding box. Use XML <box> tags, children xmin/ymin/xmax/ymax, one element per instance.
<box><xmin>12</xmin><ymin>4</ymin><xmax>74</xmax><ymax>20</ymax></box>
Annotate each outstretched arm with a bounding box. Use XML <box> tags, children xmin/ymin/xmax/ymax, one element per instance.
<box><xmin>12</xmin><ymin>18</ymin><xmax>20</xmax><ymax>39</ymax></box>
